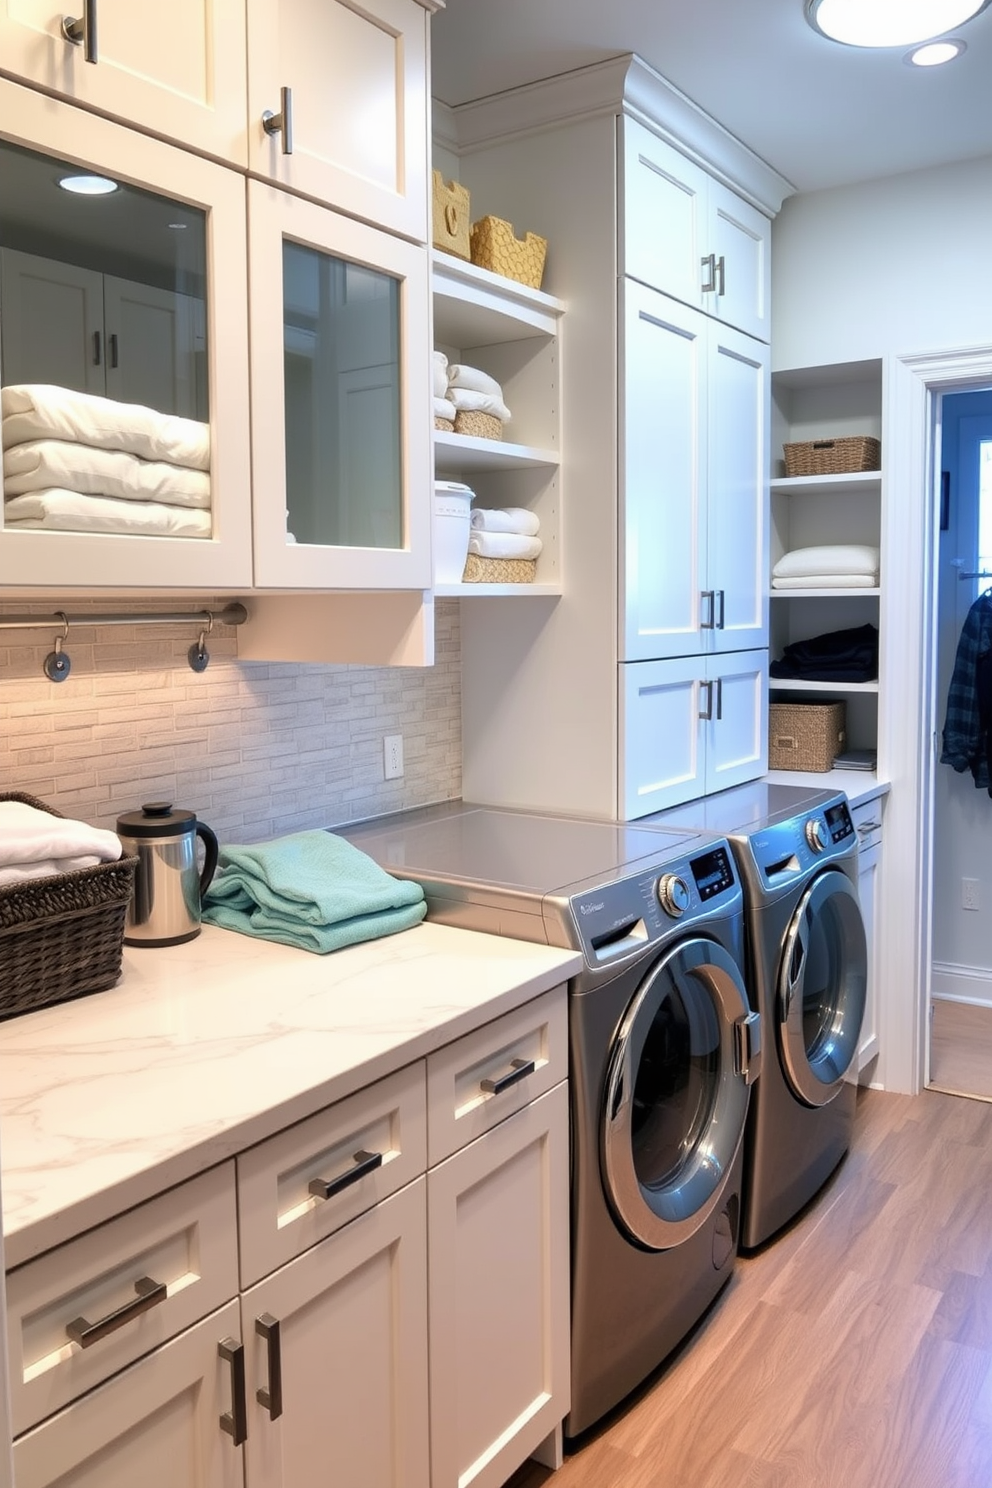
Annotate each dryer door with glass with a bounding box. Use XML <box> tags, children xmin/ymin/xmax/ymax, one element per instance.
<box><xmin>602</xmin><ymin>936</ymin><xmax>760</xmax><ymax>1250</ymax></box>
<box><xmin>778</xmin><ymin>868</ymin><xmax>868</xmax><ymax>1107</ymax></box>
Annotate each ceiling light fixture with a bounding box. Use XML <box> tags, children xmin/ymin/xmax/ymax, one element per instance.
<box><xmin>906</xmin><ymin>37</ymin><xmax>968</xmax><ymax>61</ymax></box>
<box><xmin>805</xmin><ymin>0</ymin><xmax>990</xmax><ymax>48</ymax></box>
<box><xmin>57</xmin><ymin>173</ymin><xmax>119</xmax><ymax>195</ymax></box>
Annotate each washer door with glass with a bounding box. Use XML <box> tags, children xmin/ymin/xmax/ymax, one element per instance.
<box><xmin>778</xmin><ymin>868</ymin><xmax>868</xmax><ymax>1108</ymax></box>
<box><xmin>602</xmin><ymin>936</ymin><xmax>759</xmax><ymax>1251</ymax></box>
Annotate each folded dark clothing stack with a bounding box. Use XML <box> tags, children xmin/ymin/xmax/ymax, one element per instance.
<box><xmin>769</xmin><ymin>623</ymin><xmax>878</xmax><ymax>683</ymax></box>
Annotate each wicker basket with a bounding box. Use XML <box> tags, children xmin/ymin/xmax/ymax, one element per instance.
<box><xmin>453</xmin><ymin>409</ymin><xmax>503</xmax><ymax>441</ymax></box>
<box><xmin>434</xmin><ymin>415</ymin><xmax>454</xmax><ymax>432</ymax></box>
<box><xmin>462</xmin><ymin>553</ymin><xmax>537</xmax><ymax>584</ymax></box>
<box><xmin>0</xmin><ymin>792</ymin><xmax>137</xmax><ymax>1020</ymax></box>
<box><xmin>783</xmin><ymin>436</ymin><xmax>881</xmax><ymax>478</ymax></box>
<box><xmin>768</xmin><ymin>702</ymin><xmax>847</xmax><ymax>773</ymax></box>
<box><xmin>431</xmin><ymin>171</ymin><xmax>471</xmax><ymax>260</ymax></box>
<box><xmin>470</xmin><ymin>216</ymin><xmax>548</xmax><ymax>290</ymax></box>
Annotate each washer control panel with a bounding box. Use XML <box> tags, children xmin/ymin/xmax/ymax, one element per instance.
<box><xmin>823</xmin><ymin>799</ymin><xmax>855</xmax><ymax>845</ymax></box>
<box><xmin>805</xmin><ymin>817</ymin><xmax>828</xmax><ymax>853</ymax></box>
<box><xmin>689</xmin><ymin>843</ymin><xmax>735</xmax><ymax>902</ymax></box>
<box><xmin>657</xmin><ymin>873</ymin><xmax>691</xmax><ymax>917</ymax></box>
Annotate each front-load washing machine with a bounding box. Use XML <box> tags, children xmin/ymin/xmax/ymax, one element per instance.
<box><xmin>342</xmin><ymin>803</ymin><xmax>761</xmax><ymax>1436</ymax></box>
<box><xmin>645</xmin><ymin>782</ymin><xmax>868</xmax><ymax>1249</ymax></box>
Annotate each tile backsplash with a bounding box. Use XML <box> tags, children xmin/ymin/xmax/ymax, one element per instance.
<box><xmin>0</xmin><ymin>599</ymin><xmax>462</xmax><ymax>843</ymax></box>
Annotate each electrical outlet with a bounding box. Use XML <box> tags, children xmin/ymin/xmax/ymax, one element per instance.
<box><xmin>963</xmin><ymin>877</ymin><xmax>980</xmax><ymax>911</ymax></box>
<box><xmin>384</xmin><ymin>734</ymin><xmax>404</xmax><ymax>780</ymax></box>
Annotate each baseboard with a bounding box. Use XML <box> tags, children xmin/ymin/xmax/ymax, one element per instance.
<box><xmin>931</xmin><ymin>962</ymin><xmax>992</xmax><ymax>1009</ymax></box>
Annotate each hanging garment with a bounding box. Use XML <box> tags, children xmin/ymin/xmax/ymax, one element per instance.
<box><xmin>940</xmin><ymin>592</ymin><xmax>992</xmax><ymax>793</ymax></box>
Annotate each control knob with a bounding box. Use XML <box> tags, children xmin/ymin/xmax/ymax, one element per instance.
<box><xmin>657</xmin><ymin>873</ymin><xmax>691</xmax><ymax>917</ymax></box>
<box><xmin>805</xmin><ymin>817</ymin><xmax>828</xmax><ymax>853</ymax></box>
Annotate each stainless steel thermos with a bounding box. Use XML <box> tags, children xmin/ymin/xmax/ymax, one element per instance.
<box><xmin>116</xmin><ymin>802</ymin><xmax>219</xmax><ymax>947</ymax></box>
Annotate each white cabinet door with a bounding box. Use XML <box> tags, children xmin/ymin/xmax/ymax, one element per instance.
<box><xmin>709</xmin><ymin>179</ymin><xmax>771</xmax><ymax>344</ymax></box>
<box><xmin>707</xmin><ymin>324</ymin><xmax>769</xmax><ymax>652</ymax></box>
<box><xmin>0</xmin><ymin>249</ymin><xmax>105</xmax><ymax>394</ymax></box>
<box><xmin>428</xmin><ymin>1083</ymin><xmax>570</xmax><ymax>1488</ymax></box>
<box><xmin>11</xmin><ymin>1301</ymin><xmax>244</xmax><ymax>1488</ymax></box>
<box><xmin>703</xmin><ymin>648</ymin><xmax>768</xmax><ymax>795</ymax></box>
<box><xmin>247</xmin><ymin>179</ymin><xmax>431</xmax><ymax>590</ymax></box>
<box><xmin>621</xmin><ymin>281</ymin><xmax>707</xmax><ymax>662</ymax></box>
<box><xmin>247</xmin><ymin>0</ymin><xmax>429</xmax><ymax>243</ymax></box>
<box><xmin>104</xmin><ymin>276</ymin><xmax>205</xmax><ymax>420</ymax></box>
<box><xmin>240</xmin><ymin>1178</ymin><xmax>430</xmax><ymax>1488</ymax></box>
<box><xmin>0</xmin><ymin>0</ymin><xmax>247</xmax><ymax>164</ymax></box>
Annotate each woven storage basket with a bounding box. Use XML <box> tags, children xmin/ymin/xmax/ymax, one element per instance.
<box><xmin>434</xmin><ymin>415</ymin><xmax>454</xmax><ymax>432</ymax></box>
<box><xmin>768</xmin><ymin>702</ymin><xmax>847</xmax><ymax>773</ymax></box>
<box><xmin>431</xmin><ymin>171</ymin><xmax>471</xmax><ymax>260</ymax></box>
<box><xmin>783</xmin><ymin>435</ymin><xmax>881</xmax><ymax>478</ymax></box>
<box><xmin>462</xmin><ymin>553</ymin><xmax>537</xmax><ymax>584</ymax></box>
<box><xmin>454</xmin><ymin>409</ymin><xmax>503</xmax><ymax>441</ymax></box>
<box><xmin>470</xmin><ymin>216</ymin><xmax>548</xmax><ymax>290</ymax></box>
<box><xmin>0</xmin><ymin>792</ymin><xmax>137</xmax><ymax>1020</ymax></box>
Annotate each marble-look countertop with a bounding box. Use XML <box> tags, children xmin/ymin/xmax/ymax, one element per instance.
<box><xmin>0</xmin><ymin>922</ymin><xmax>581</xmax><ymax>1269</ymax></box>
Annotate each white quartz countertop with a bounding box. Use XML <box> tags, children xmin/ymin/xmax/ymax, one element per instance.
<box><xmin>0</xmin><ymin>922</ymin><xmax>581</xmax><ymax>1269</ymax></box>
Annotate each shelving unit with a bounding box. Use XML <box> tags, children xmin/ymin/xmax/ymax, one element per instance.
<box><xmin>431</xmin><ymin>251</ymin><xmax>565</xmax><ymax>597</ymax></box>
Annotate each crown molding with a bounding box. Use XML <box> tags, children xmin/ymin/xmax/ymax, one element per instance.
<box><xmin>432</xmin><ymin>98</ymin><xmax>460</xmax><ymax>157</ymax></box>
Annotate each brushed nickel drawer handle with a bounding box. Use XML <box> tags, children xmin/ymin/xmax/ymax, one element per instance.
<box><xmin>262</xmin><ymin>85</ymin><xmax>294</xmax><ymax>155</ymax></box>
<box><xmin>66</xmin><ymin>1275</ymin><xmax>167</xmax><ymax>1349</ymax></box>
<box><xmin>308</xmin><ymin>1148</ymin><xmax>383</xmax><ymax>1201</ymax></box>
<box><xmin>62</xmin><ymin>0</ymin><xmax>97</xmax><ymax>62</ymax></box>
<box><xmin>219</xmin><ymin>1337</ymin><xmax>247</xmax><ymax>1446</ymax></box>
<box><xmin>255</xmin><ymin>1313</ymin><xmax>283</xmax><ymax>1421</ymax></box>
<box><xmin>481</xmin><ymin>1057</ymin><xmax>535</xmax><ymax>1096</ymax></box>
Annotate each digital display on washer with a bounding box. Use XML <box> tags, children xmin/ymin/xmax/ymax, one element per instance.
<box><xmin>825</xmin><ymin>802</ymin><xmax>854</xmax><ymax>843</ymax></box>
<box><xmin>690</xmin><ymin>845</ymin><xmax>734</xmax><ymax>901</ymax></box>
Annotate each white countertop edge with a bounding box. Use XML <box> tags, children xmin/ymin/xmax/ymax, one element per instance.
<box><xmin>0</xmin><ymin>921</ymin><xmax>581</xmax><ymax>1269</ymax></box>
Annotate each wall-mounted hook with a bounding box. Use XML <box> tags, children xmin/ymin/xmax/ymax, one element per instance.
<box><xmin>43</xmin><ymin>613</ymin><xmax>72</xmax><ymax>683</ymax></box>
<box><xmin>187</xmin><ymin>611</ymin><xmax>213</xmax><ymax>673</ymax></box>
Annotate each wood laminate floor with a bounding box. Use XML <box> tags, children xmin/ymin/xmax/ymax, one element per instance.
<box><xmin>929</xmin><ymin>999</ymin><xmax>992</xmax><ymax>1102</ymax></box>
<box><xmin>509</xmin><ymin>1087</ymin><xmax>992</xmax><ymax>1488</ymax></box>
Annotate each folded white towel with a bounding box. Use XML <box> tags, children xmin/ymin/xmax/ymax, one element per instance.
<box><xmin>447</xmin><ymin>364</ymin><xmax>504</xmax><ymax>399</ymax></box>
<box><xmin>432</xmin><ymin>351</ymin><xmax>449</xmax><ymax>399</ymax></box>
<box><xmin>772</xmin><ymin>544</ymin><xmax>879</xmax><ymax>579</ymax></box>
<box><xmin>0</xmin><ymin>854</ymin><xmax>103</xmax><ymax>887</ymax></box>
<box><xmin>4</xmin><ymin>439</ymin><xmax>211</xmax><ymax>508</ymax></box>
<box><xmin>468</xmin><ymin>532</ymin><xmax>543</xmax><ymax>560</ymax></box>
<box><xmin>4</xmin><ymin>488</ymin><xmax>212</xmax><ymax>537</ymax></box>
<box><xmin>0</xmin><ymin>801</ymin><xmax>121</xmax><ymax>868</ymax></box>
<box><xmin>448</xmin><ymin>387</ymin><xmax>512</xmax><ymax>422</ymax></box>
<box><xmin>470</xmin><ymin>507</ymin><xmax>540</xmax><ymax>537</ymax></box>
<box><xmin>772</xmin><ymin>573</ymin><xmax>879</xmax><ymax>589</ymax></box>
<box><xmin>2</xmin><ymin>385</ymin><xmax>210</xmax><ymax>471</ymax></box>
<box><xmin>433</xmin><ymin>395</ymin><xmax>456</xmax><ymax>421</ymax></box>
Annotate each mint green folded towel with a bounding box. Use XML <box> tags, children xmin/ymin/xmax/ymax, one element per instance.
<box><xmin>202</xmin><ymin>829</ymin><xmax>426</xmax><ymax>954</ymax></box>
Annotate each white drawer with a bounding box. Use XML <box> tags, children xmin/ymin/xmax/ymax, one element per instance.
<box><xmin>850</xmin><ymin>796</ymin><xmax>884</xmax><ymax>852</ymax></box>
<box><xmin>6</xmin><ymin>1162</ymin><xmax>238</xmax><ymax>1437</ymax></box>
<box><xmin>426</xmin><ymin>985</ymin><xmax>568</xmax><ymax>1166</ymax></box>
<box><xmin>237</xmin><ymin>1061</ymin><xmax>427</xmax><ymax>1286</ymax></box>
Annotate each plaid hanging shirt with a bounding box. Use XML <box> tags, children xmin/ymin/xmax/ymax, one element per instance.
<box><xmin>940</xmin><ymin>594</ymin><xmax>992</xmax><ymax>792</ymax></box>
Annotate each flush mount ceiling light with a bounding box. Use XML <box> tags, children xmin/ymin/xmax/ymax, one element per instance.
<box><xmin>806</xmin><ymin>0</ymin><xmax>990</xmax><ymax>47</ymax></box>
<box><xmin>906</xmin><ymin>37</ymin><xmax>968</xmax><ymax>61</ymax></box>
<box><xmin>57</xmin><ymin>173</ymin><xmax>119</xmax><ymax>195</ymax></box>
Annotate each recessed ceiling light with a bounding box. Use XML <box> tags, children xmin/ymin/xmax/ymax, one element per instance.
<box><xmin>806</xmin><ymin>0</ymin><xmax>990</xmax><ymax>48</ymax></box>
<box><xmin>906</xmin><ymin>37</ymin><xmax>968</xmax><ymax>61</ymax></box>
<box><xmin>57</xmin><ymin>173</ymin><xmax>119</xmax><ymax>196</ymax></box>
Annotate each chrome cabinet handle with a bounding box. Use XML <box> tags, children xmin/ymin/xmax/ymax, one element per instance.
<box><xmin>716</xmin><ymin>588</ymin><xmax>726</xmax><ymax>630</ymax></box>
<box><xmin>66</xmin><ymin>1275</ymin><xmax>167</xmax><ymax>1349</ymax></box>
<box><xmin>255</xmin><ymin>1314</ymin><xmax>283</xmax><ymax>1421</ymax></box>
<box><xmin>698</xmin><ymin>679</ymin><xmax>714</xmax><ymax>722</ymax></box>
<box><xmin>700</xmin><ymin>590</ymin><xmax>716</xmax><ymax>629</ymax></box>
<box><xmin>714</xmin><ymin>675</ymin><xmax>723</xmax><ymax>721</ymax></box>
<box><xmin>93</xmin><ymin>330</ymin><xmax>102</xmax><ymax>366</ymax></box>
<box><xmin>700</xmin><ymin>252</ymin><xmax>716</xmax><ymax>293</ymax></box>
<box><xmin>61</xmin><ymin>0</ymin><xmax>97</xmax><ymax>62</ymax></box>
<box><xmin>262</xmin><ymin>86</ymin><xmax>294</xmax><ymax>155</ymax></box>
<box><xmin>481</xmin><ymin>1056</ymin><xmax>535</xmax><ymax>1095</ymax></box>
<box><xmin>219</xmin><ymin>1337</ymin><xmax>247</xmax><ymax>1446</ymax></box>
<box><xmin>715</xmin><ymin>254</ymin><xmax>726</xmax><ymax>296</ymax></box>
<box><xmin>857</xmin><ymin>821</ymin><xmax>880</xmax><ymax>835</ymax></box>
<box><xmin>308</xmin><ymin>1147</ymin><xmax>382</xmax><ymax>1201</ymax></box>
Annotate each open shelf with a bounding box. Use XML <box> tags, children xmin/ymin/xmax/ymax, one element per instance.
<box><xmin>433</xmin><ymin>431</ymin><xmax>560</xmax><ymax>474</ymax></box>
<box><xmin>770</xmin><ymin>677</ymin><xmax>879</xmax><ymax>694</ymax></box>
<box><xmin>770</xmin><ymin>587</ymin><xmax>880</xmax><ymax>599</ymax></box>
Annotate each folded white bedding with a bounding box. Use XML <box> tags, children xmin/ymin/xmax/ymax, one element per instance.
<box><xmin>449</xmin><ymin>387</ymin><xmax>512</xmax><ymax>422</ymax></box>
<box><xmin>4</xmin><ymin>488</ymin><xmax>212</xmax><ymax>537</ymax></box>
<box><xmin>468</xmin><ymin>531</ymin><xmax>543</xmax><ymax>560</ymax></box>
<box><xmin>0</xmin><ymin>854</ymin><xmax>103</xmax><ymax>888</ymax></box>
<box><xmin>0</xmin><ymin>800</ymin><xmax>121</xmax><ymax>868</ymax></box>
<box><xmin>772</xmin><ymin>544</ymin><xmax>879</xmax><ymax>579</ymax></box>
<box><xmin>447</xmin><ymin>364</ymin><xmax>504</xmax><ymax>399</ymax></box>
<box><xmin>2</xmin><ymin>385</ymin><xmax>210</xmax><ymax>471</ymax></box>
<box><xmin>432</xmin><ymin>350</ymin><xmax>449</xmax><ymax>399</ymax></box>
<box><xmin>772</xmin><ymin>573</ymin><xmax>878</xmax><ymax>589</ymax></box>
<box><xmin>433</xmin><ymin>395</ymin><xmax>456</xmax><ymax>420</ymax></box>
<box><xmin>470</xmin><ymin>507</ymin><xmax>541</xmax><ymax>537</ymax></box>
<box><xmin>4</xmin><ymin>439</ymin><xmax>211</xmax><ymax>508</ymax></box>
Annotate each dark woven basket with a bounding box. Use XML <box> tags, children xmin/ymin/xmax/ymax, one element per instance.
<box><xmin>0</xmin><ymin>792</ymin><xmax>137</xmax><ymax>1020</ymax></box>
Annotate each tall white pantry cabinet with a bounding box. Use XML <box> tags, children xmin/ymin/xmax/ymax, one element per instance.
<box><xmin>448</xmin><ymin>57</ymin><xmax>792</xmax><ymax>820</ymax></box>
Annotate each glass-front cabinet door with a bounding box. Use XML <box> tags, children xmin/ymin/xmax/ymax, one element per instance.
<box><xmin>0</xmin><ymin>79</ymin><xmax>252</xmax><ymax>591</ymax></box>
<box><xmin>248</xmin><ymin>180</ymin><xmax>431</xmax><ymax>590</ymax></box>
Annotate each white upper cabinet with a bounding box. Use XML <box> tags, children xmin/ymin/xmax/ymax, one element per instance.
<box><xmin>621</xmin><ymin>118</ymin><xmax>771</xmax><ymax>344</ymax></box>
<box><xmin>247</xmin><ymin>0</ymin><xmax>430</xmax><ymax>243</ymax></box>
<box><xmin>0</xmin><ymin>0</ymin><xmax>248</xmax><ymax>165</ymax></box>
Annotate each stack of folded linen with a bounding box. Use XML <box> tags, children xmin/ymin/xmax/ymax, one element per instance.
<box><xmin>0</xmin><ymin>796</ymin><xmax>122</xmax><ymax>888</ymax></box>
<box><xmin>463</xmin><ymin>506</ymin><xmax>542</xmax><ymax>583</ymax></box>
<box><xmin>432</xmin><ymin>350</ymin><xmax>455</xmax><ymax>430</ymax></box>
<box><xmin>445</xmin><ymin>363</ymin><xmax>511</xmax><ymax>442</ymax></box>
<box><xmin>772</xmin><ymin>544</ymin><xmax>880</xmax><ymax>588</ymax></box>
<box><xmin>2</xmin><ymin>384</ymin><xmax>212</xmax><ymax>538</ymax></box>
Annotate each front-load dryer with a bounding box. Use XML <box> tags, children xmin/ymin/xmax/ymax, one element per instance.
<box><xmin>342</xmin><ymin>803</ymin><xmax>761</xmax><ymax>1436</ymax></box>
<box><xmin>644</xmin><ymin>783</ymin><xmax>868</xmax><ymax>1249</ymax></box>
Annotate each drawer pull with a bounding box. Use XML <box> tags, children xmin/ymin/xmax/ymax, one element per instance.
<box><xmin>308</xmin><ymin>1148</ymin><xmax>383</xmax><ymax>1201</ymax></box>
<box><xmin>481</xmin><ymin>1057</ymin><xmax>535</xmax><ymax>1096</ymax></box>
<box><xmin>219</xmin><ymin>1337</ymin><xmax>247</xmax><ymax>1446</ymax></box>
<box><xmin>65</xmin><ymin>1275</ymin><xmax>167</xmax><ymax>1349</ymax></box>
<box><xmin>255</xmin><ymin>1313</ymin><xmax>283</xmax><ymax>1421</ymax></box>
<box><xmin>857</xmin><ymin>821</ymin><xmax>880</xmax><ymax>835</ymax></box>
